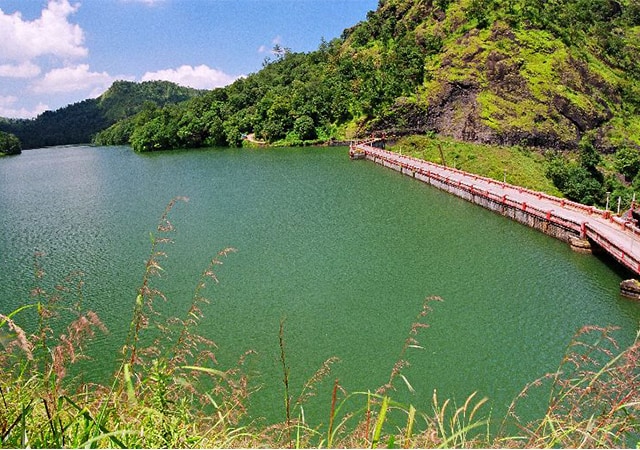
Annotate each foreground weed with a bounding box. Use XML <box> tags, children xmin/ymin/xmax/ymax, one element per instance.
<box><xmin>308</xmin><ymin>295</ymin><xmax>489</xmax><ymax>449</ymax></box>
<box><xmin>0</xmin><ymin>197</ymin><xmax>250</xmax><ymax>448</ymax></box>
<box><xmin>274</xmin><ymin>318</ymin><xmax>341</xmax><ymax>448</ymax></box>
<box><xmin>500</xmin><ymin>325</ymin><xmax>640</xmax><ymax>448</ymax></box>
<box><xmin>102</xmin><ymin>197</ymin><xmax>251</xmax><ymax>448</ymax></box>
<box><xmin>0</xmin><ymin>256</ymin><xmax>109</xmax><ymax>448</ymax></box>
<box><xmin>429</xmin><ymin>390</ymin><xmax>489</xmax><ymax>448</ymax></box>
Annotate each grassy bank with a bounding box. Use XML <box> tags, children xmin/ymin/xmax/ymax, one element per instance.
<box><xmin>389</xmin><ymin>135</ymin><xmax>563</xmax><ymax>196</ymax></box>
<box><xmin>389</xmin><ymin>134</ymin><xmax>640</xmax><ymax>212</ymax></box>
<box><xmin>1</xmin><ymin>198</ymin><xmax>639</xmax><ymax>448</ymax></box>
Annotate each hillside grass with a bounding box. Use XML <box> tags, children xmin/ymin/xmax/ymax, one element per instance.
<box><xmin>1</xmin><ymin>198</ymin><xmax>639</xmax><ymax>448</ymax></box>
<box><xmin>390</xmin><ymin>135</ymin><xmax>563</xmax><ymax>196</ymax></box>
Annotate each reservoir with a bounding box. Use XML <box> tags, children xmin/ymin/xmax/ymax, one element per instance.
<box><xmin>1</xmin><ymin>145</ymin><xmax>639</xmax><ymax>427</ymax></box>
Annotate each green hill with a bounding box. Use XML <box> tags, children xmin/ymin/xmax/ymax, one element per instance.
<box><xmin>0</xmin><ymin>81</ymin><xmax>202</xmax><ymax>149</ymax></box>
<box><xmin>94</xmin><ymin>0</ymin><xmax>640</xmax><ymax>154</ymax></box>
<box><xmin>363</xmin><ymin>0</ymin><xmax>640</xmax><ymax>152</ymax></box>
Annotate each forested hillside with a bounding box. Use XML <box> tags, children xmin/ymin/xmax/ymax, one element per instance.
<box><xmin>94</xmin><ymin>0</ymin><xmax>640</xmax><ymax>154</ymax></box>
<box><xmin>0</xmin><ymin>81</ymin><xmax>202</xmax><ymax>149</ymax></box>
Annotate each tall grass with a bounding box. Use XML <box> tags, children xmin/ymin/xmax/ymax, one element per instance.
<box><xmin>498</xmin><ymin>325</ymin><xmax>640</xmax><ymax>448</ymax></box>
<box><xmin>0</xmin><ymin>197</ymin><xmax>248</xmax><ymax>448</ymax></box>
<box><xmin>1</xmin><ymin>198</ymin><xmax>638</xmax><ymax>448</ymax></box>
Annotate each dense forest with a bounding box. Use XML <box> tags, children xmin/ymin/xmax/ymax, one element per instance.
<box><xmin>0</xmin><ymin>81</ymin><xmax>202</xmax><ymax>149</ymax></box>
<box><xmin>93</xmin><ymin>0</ymin><xmax>640</xmax><ymax>154</ymax></box>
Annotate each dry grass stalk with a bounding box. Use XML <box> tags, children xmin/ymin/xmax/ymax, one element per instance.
<box><xmin>0</xmin><ymin>313</ymin><xmax>33</xmax><ymax>360</ymax></box>
<box><xmin>377</xmin><ymin>295</ymin><xmax>442</xmax><ymax>396</ymax></box>
<box><xmin>499</xmin><ymin>325</ymin><xmax>640</xmax><ymax>448</ymax></box>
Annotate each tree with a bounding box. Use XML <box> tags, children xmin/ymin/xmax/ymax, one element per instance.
<box><xmin>272</xmin><ymin>44</ymin><xmax>291</xmax><ymax>61</ymax></box>
<box><xmin>562</xmin><ymin>165</ymin><xmax>604</xmax><ymax>205</ymax></box>
<box><xmin>467</xmin><ymin>0</ymin><xmax>493</xmax><ymax>28</ymax></box>
<box><xmin>130</xmin><ymin>107</ymin><xmax>181</xmax><ymax>152</ymax></box>
<box><xmin>614</xmin><ymin>146</ymin><xmax>640</xmax><ymax>181</ymax></box>
<box><xmin>546</xmin><ymin>151</ymin><xmax>605</xmax><ymax>205</ymax></box>
<box><xmin>293</xmin><ymin>115</ymin><xmax>317</xmax><ymax>141</ymax></box>
<box><xmin>579</xmin><ymin>135</ymin><xmax>602</xmax><ymax>179</ymax></box>
<box><xmin>0</xmin><ymin>131</ymin><xmax>21</xmax><ymax>155</ymax></box>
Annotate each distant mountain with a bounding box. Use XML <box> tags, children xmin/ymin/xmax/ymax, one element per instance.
<box><xmin>0</xmin><ymin>81</ymin><xmax>203</xmax><ymax>149</ymax></box>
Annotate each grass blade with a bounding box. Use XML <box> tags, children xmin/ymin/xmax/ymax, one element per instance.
<box><xmin>181</xmin><ymin>365</ymin><xmax>227</xmax><ymax>378</ymax></box>
<box><xmin>371</xmin><ymin>395</ymin><xmax>389</xmax><ymax>448</ymax></box>
<box><xmin>404</xmin><ymin>404</ymin><xmax>416</xmax><ymax>448</ymax></box>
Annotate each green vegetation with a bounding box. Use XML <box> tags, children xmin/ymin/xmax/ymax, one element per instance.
<box><xmin>90</xmin><ymin>0</ymin><xmax>640</xmax><ymax>157</ymax></box>
<box><xmin>1</xmin><ymin>200</ymin><xmax>639</xmax><ymax>448</ymax></box>
<box><xmin>0</xmin><ymin>81</ymin><xmax>202</xmax><ymax>149</ymax></box>
<box><xmin>0</xmin><ymin>130</ymin><xmax>21</xmax><ymax>155</ymax></box>
<box><xmin>542</xmin><ymin>134</ymin><xmax>640</xmax><ymax>209</ymax></box>
<box><xmin>391</xmin><ymin>135</ymin><xmax>562</xmax><ymax>195</ymax></box>
<box><xmin>545</xmin><ymin>135</ymin><xmax>606</xmax><ymax>205</ymax></box>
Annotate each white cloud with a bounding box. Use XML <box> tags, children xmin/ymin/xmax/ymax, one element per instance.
<box><xmin>0</xmin><ymin>95</ymin><xmax>19</xmax><ymax>110</ymax></box>
<box><xmin>120</xmin><ymin>0</ymin><xmax>166</xmax><ymax>5</ymax></box>
<box><xmin>258</xmin><ymin>36</ymin><xmax>285</xmax><ymax>54</ymax></box>
<box><xmin>141</xmin><ymin>64</ymin><xmax>240</xmax><ymax>90</ymax></box>
<box><xmin>0</xmin><ymin>95</ymin><xmax>48</xmax><ymax>119</ymax></box>
<box><xmin>0</xmin><ymin>62</ymin><xmax>41</xmax><ymax>78</ymax></box>
<box><xmin>0</xmin><ymin>0</ymin><xmax>86</xmax><ymax>63</ymax></box>
<box><xmin>31</xmin><ymin>64</ymin><xmax>117</xmax><ymax>94</ymax></box>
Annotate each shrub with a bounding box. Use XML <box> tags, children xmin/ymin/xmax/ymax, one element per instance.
<box><xmin>614</xmin><ymin>146</ymin><xmax>640</xmax><ymax>181</ymax></box>
<box><xmin>293</xmin><ymin>115</ymin><xmax>317</xmax><ymax>141</ymax></box>
<box><xmin>0</xmin><ymin>130</ymin><xmax>21</xmax><ymax>155</ymax></box>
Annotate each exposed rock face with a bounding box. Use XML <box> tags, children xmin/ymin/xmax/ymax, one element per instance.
<box><xmin>367</xmin><ymin>17</ymin><xmax>631</xmax><ymax>152</ymax></box>
<box><xmin>553</xmin><ymin>94</ymin><xmax>612</xmax><ymax>135</ymax></box>
<box><xmin>426</xmin><ymin>82</ymin><xmax>487</xmax><ymax>142</ymax></box>
<box><xmin>371</xmin><ymin>82</ymin><xmax>494</xmax><ymax>142</ymax></box>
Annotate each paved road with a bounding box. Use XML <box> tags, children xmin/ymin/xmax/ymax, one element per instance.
<box><xmin>356</xmin><ymin>143</ymin><xmax>640</xmax><ymax>276</ymax></box>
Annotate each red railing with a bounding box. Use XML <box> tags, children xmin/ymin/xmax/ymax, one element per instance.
<box><xmin>355</xmin><ymin>143</ymin><xmax>640</xmax><ymax>276</ymax></box>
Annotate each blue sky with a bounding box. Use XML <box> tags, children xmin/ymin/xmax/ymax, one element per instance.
<box><xmin>0</xmin><ymin>0</ymin><xmax>378</xmax><ymax>119</ymax></box>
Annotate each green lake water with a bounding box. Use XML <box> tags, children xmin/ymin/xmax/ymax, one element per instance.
<box><xmin>1</xmin><ymin>145</ymin><xmax>639</xmax><ymax>429</ymax></box>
